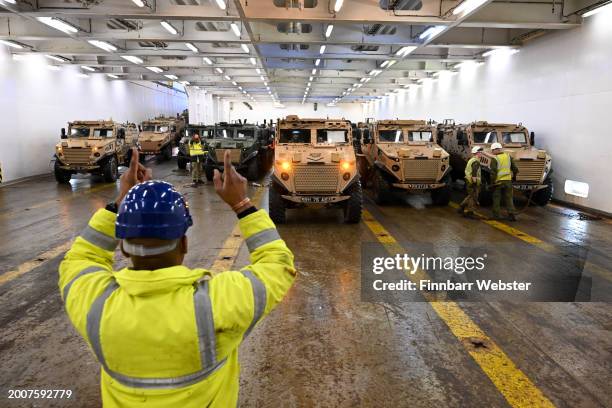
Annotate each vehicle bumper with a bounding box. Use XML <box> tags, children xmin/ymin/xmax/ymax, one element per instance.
<box><xmin>391</xmin><ymin>182</ymin><xmax>446</xmax><ymax>190</ymax></box>
<box><xmin>58</xmin><ymin>163</ymin><xmax>100</xmax><ymax>171</ymax></box>
<box><xmin>281</xmin><ymin>195</ymin><xmax>351</xmax><ymax>204</ymax></box>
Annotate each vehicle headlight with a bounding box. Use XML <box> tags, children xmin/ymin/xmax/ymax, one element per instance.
<box><xmin>339</xmin><ymin>160</ymin><xmax>352</xmax><ymax>171</ymax></box>
<box><xmin>279</xmin><ymin>160</ymin><xmax>291</xmax><ymax>171</ymax></box>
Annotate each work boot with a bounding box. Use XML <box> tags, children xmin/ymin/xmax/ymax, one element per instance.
<box><xmin>507</xmin><ymin>213</ymin><xmax>517</xmax><ymax>222</ymax></box>
<box><xmin>456</xmin><ymin>206</ymin><xmax>465</xmax><ymax>215</ymax></box>
<box><xmin>464</xmin><ymin>211</ymin><xmax>476</xmax><ymax>219</ymax></box>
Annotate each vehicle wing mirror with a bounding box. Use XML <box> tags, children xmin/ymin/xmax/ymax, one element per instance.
<box><xmin>530</xmin><ymin>131</ymin><xmax>535</xmax><ymax>146</ymax></box>
<box><xmin>61</xmin><ymin>128</ymin><xmax>67</xmax><ymax>139</ymax></box>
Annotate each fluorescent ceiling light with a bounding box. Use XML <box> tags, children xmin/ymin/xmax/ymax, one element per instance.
<box><xmin>238</xmin><ymin>86</ymin><xmax>243</xmax><ymax>90</ymax></box>
<box><xmin>131</xmin><ymin>0</ymin><xmax>145</xmax><ymax>6</ymax></box>
<box><xmin>381</xmin><ymin>60</ymin><xmax>391</xmax><ymax>68</ymax></box>
<box><xmin>325</xmin><ymin>25</ymin><xmax>334</xmax><ymax>38</ymax></box>
<box><xmin>453</xmin><ymin>0</ymin><xmax>487</xmax><ymax>15</ymax></box>
<box><xmin>0</xmin><ymin>39</ymin><xmax>23</xmax><ymax>49</ymax></box>
<box><xmin>260</xmin><ymin>75</ymin><xmax>265</xmax><ymax>80</ymax></box>
<box><xmin>241</xmin><ymin>44</ymin><xmax>250</xmax><ymax>53</ymax></box>
<box><xmin>180</xmin><ymin>81</ymin><xmax>190</xmax><ymax>85</ymax></box>
<box><xmin>368</xmin><ymin>69</ymin><xmax>382</xmax><ymax>76</ymax></box>
<box><xmin>47</xmin><ymin>65</ymin><xmax>61</xmax><ymax>71</ymax></box>
<box><xmin>77</xmin><ymin>73</ymin><xmax>89</xmax><ymax>78</ymax></box>
<box><xmin>360</xmin><ymin>77</ymin><xmax>367</xmax><ymax>82</ymax></box>
<box><xmin>37</xmin><ymin>17</ymin><xmax>79</xmax><ymax>34</ymax></box>
<box><xmin>230</xmin><ymin>23</ymin><xmax>241</xmax><ymax>37</ymax></box>
<box><xmin>215</xmin><ymin>0</ymin><xmax>226</xmax><ymax>10</ymax></box>
<box><xmin>256</xmin><ymin>68</ymin><xmax>261</xmax><ymax>74</ymax></box>
<box><xmin>315</xmin><ymin>58</ymin><xmax>321</xmax><ymax>66</ymax></box>
<box><xmin>185</xmin><ymin>42</ymin><xmax>198</xmax><ymax>53</ymax></box>
<box><xmin>309</xmin><ymin>76</ymin><xmax>313</xmax><ymax>81</ymax></box>
<box><xmin>45</xmin><ymin>55</ymin><xmax>68</xmax><ymax>63</ymax></box>
<box><xmin>333</xmin><ymin>0</ymin><xmax>344</xmax><ymax>12</ymax></box>
<box><xmin>121</xmin><ymin>55</ymin><xmax>144</xmax><ymax>64</ymax></box>
<box><xmin>249</xmin><ymin>57</ymin><xmax>256</xmax><ymax>65</ymax></box>
<box><xmin>364</xmin><ymin>77</ymin><xmax>371</xmax><ymax>82</ymax></box>
<box><xmin>2</xmin><ymin>0</ymin><xmax>17</xmax><ymax>3</ymax></box>
<box><xmin>203</xmin><ymin>57</ymin><xmax>213</xmax><ymax>65</ymax></box>
<box><xmin>455</xmin><ymin>60</ymin><xmax>483</xmax><ymax>69</ymax></box>
<box><xmin>160</xmin><ymin>20</ymin><xmax>178</xmax><ymax>35</ymax></box>
<box><xmin>232</xmin><ymin>81</ymin><xmax>237</xmax><ymax>85</ymax></box>
<box><xmin>319</xmin><ymin>45</ymin><xmax>326</xmax><ymax>54</ymax></box>
<box><xmin>312</xmin><ymin>68</ymin><xmax>317</xmax><ymax>75</ymax></box>
<box><xmin>264</xmin><ymin>81</ymin><xmax>268</xmax><ymax>86</ymax></box>
<box><xmin>88</xmin><ymin>40</ymin><xmax>117</xmax><ymax>52</ymax></box>
<box><xmin>582</xmin><ymin>1</ymin><xmax>612</xmax><ymax>16</ymax></box>
<box><xmin>107</xmin><ymin>73</ymin><xmax>119</xmax><ymax>79</ymax></box>
<box><xmin>146</xmin><ymin>66</ymin><xmax>163</xmax><ymax>73</ymax></box>
<box><xmin>307</xmin><ymin>82</ymin><xmax>311</xmax><ymax>86</ymax></box>
<box><xmin>482</xmin><ymin>48</ymin><xmax>520</xmax><ymax>58</ymax></box>
<box><xmin>215</xmin><ymin>67</ymin><xmax>223</xmax><ymax>74</ymax></box>
<box><xmin>81</xmin><ymin>65</ymin><xmax>96</xmax><ymax>72</ymax></box>
<box><xmin>164</xmin><ymin>74</ymin><xmax>178</xmax><ymax>80</ymax></box>
<box><xmin>224</xmin><ymin>75</ymin><xmax>231</xmax><ymax>80</ymax></box>
<box><xmin>419</xmin><ymin>26</ymin><xmax>445</xmax><ymax>40</ymax></box>
<box><xmin>396</xmin><ymin>46</ymin><xmax>417</xmax><ymax>57</ymax></box>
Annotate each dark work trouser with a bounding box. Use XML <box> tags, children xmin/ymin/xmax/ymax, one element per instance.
<box><xmin>492</xmin><ymin>180</ymin><xmax>516</xmax><ymax>217</ymax></box>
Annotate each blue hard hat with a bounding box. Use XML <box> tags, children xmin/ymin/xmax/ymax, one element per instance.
<box><xmin>116</xmin><ymin>181</ymin><xmax>193</xmax><ymax>240</ymax></box>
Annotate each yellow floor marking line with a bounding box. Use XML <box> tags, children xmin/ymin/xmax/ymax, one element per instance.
<box><xmin>362</xmin><ymin>209</ymin><xmax>556</xmax><ymax>408</ymax></box>
<box><xmin>0</xmin><ymin>241</ymin><xmax>73</xmax><ymax>286</ymax></box>
<box><xmin>448</xmin><ymin>202</ymin><xmax>612</xmax><ymax>281</ymax></box>
<box><xmin>210</xmin><ymin>188</ymin><xmax>265</xmax><ymax>272</ymax></box>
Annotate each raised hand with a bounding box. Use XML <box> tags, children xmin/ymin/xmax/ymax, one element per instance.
<box><xmin>115</xmin><ymin>148</ymin><xmax>152</xmax><ymax>205</ymax></box>
<box><xmin>213</xmin><ymin>150</ymin><xmax>248</xmax><ymax>211</ymax></box>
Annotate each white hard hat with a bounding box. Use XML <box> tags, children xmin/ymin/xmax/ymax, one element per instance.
<box><xmin>471</xmin><ymin>146</ymin><xmax>483</xmax><ymax>154</ymax></box>
<box><xmin>491</xmin><ymin>142</ymin><xmax>503</xmax><ymax>150</ymax></box>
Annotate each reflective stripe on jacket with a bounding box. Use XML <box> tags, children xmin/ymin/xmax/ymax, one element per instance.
<box><xmin>189</xmin><ymin>142</ymin><xmax>205</xmax><ymax>156</ymax></box>
<box><xmin>495</xmin><ymin>152</ymin><xmax>512</xmax><ymax>182</ymax></box>
<box><xmin>59</xmin><ymin>208</ymin><xmax>296</xmax><ymax>408</ymax></box>
<box><xmin>464</xmin><ymin>157</ymin><xmax>481</xmax><ymax>184</ymax></box>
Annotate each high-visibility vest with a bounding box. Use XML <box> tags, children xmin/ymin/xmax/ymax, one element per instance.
<box><xmin>496</xmin><ymin>152</ymin><xmax>512</xmax><ymax>182</ymax></box>
<box><xmin>465</xmin><ymin>157</ymin><xmax>481</xmax><ymax>184</ymax></box>
<box><xmin>59</xmin><ymin>208</ymin><xmax>295</xmax><ymax>407</ymax></box>
<box><xmin>190</xmin><ymin>141</ymin><xmax>205</xmax><ymax>156</ymax></box>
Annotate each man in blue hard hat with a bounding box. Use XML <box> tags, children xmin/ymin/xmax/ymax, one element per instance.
<box><xmin>59</xmin><ymin>148</ymin><xmax>296</xmax><ymax>407</ymax></box>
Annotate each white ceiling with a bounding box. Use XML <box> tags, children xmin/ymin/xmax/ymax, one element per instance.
<box><xmin>0</xmin><ymin>0</ymin><xmax>601</xmax><ymax>105</ymax></box>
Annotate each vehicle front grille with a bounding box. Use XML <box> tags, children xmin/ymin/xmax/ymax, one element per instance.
<box><xmin>294</xmin><ymin>165</ymin><xmax>338</xmax><ymax>194</ymax></box>
<box><xmin>62</xmin><ymin>148</ymin><xmax>93</xmax><ymax>165</ymax></box>
<box><xmin>215</xmin><ymin>149</ymin><xmax>241</xmax><ymax>163</ymax></box>
<box><xmin>140</xmin><ymin>141</ymin><xmax>164</xmax><ymax>152</ymax></box>
<box><xmin>401</xmin><ymin>159</ymin><xmax>440</xmax><ymax>181</ymax></box>
<box><xmin>515</xmin><ymin>160</ymin><xmax>545</xmax><ymax>182</ymax></box>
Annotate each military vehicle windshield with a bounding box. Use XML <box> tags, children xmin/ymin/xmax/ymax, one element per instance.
<box><xmin>236</xmin><ymin>128</ymin><xmax>255</xmax><ymax>139</ymax></box>
<box><xmin>187</xmin><ymin>128</ymin><xmax>213</xmax><ymax>138</ymax></box>
<box><xmin>216</xmin><ymin>128</ymin><xmax>235</xmax><ymax>139</ymax></box>
<box><xmin>279</xmin><ymin>129</ymin><xmax>311</xmax><ymax>143</ymax></box>
<box><xmin>408</xmin><ymin>131</ymin><xmax>432</xmax><ymax>142</ymax></box>
<box><xmin>69</xmin><ymin>127</ymin><xmax>90</xmax><ymax>138</ymax></box>
<box><xmin>473</xmin><ymin>131</ymin><xmax>498</xmax><ymax>144</ymax></box>
<box><xmin>316</xmin><ymin>129</ymin><xmax>349</xmax><ymax>144</ymax></box>
<box><xmin>143</xmin><ymin>125</ymin><xmax>170</xmax><ymax>132</ymax></box>
<box><xmin>502</xmin><ymin>132</ymin><xmax>527</xmax><ymax>144</ymax></box>
<box><xmin>379</xmin><ymin>129</ymin><xmax>403</xmax><ymax>143</ymax></box>
<box><xmin>92</xmin><ymin>128</ymin><xmax>114</xmax><ymax>138</ymax></box>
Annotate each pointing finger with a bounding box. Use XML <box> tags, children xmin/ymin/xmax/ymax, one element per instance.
<box><xmin>223</xmin><ymin>150</ymin><xmax>231</xmax><ymax>176</ymax></box>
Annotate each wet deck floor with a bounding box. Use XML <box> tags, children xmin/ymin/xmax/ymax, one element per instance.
<box><xmin>0</xmin><ymin>159</ymin><xmax>610</xmax><ymax>407</ymax></box>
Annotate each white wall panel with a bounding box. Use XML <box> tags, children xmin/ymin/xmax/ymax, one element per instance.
<box><xmin>364</xmin><ymin>11</ymin><xmax>612</xmax><ymax>213</ymax></box>
<box><xmin>0</xmin><ymin>49</ymin><xmax>187</xmax><ymax>183</ymax></box>
<box><xmin>224</xmin><ymin>101</ymin><xmax>363</xmax><ymax>124</ymax></box>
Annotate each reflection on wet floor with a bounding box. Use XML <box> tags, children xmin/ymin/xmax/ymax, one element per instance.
<box><xmin>0</xmin><ymin>159</ymin><xmax>611</xmax><ymax>407</ymax></box>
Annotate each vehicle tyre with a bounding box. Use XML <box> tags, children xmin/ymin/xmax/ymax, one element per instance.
<box><xmin>204</xmin><ymin>165</ymin><xmax>214</xmax><ymax>181</ymax></box>
<box><xmin>177</xmin><ymin>156</ymin><xmax>188</xmax><ymax>170</ymax></box>
<box><xmin>103</xmin><ymin>156</ymin><xmax>119</xmax><ymax>183</ymax></box>
<box><xmin>162</xmin><ymin>144</ymin><xmax>172</xmax><ymax>161</ymax></box>
<box><xmin>54</xmin><ymin>161</ymin><xmax>72</xmax><ymax>184</ymax></box>
<box><xmin>246</xmin><ymin>158</ymin><xmax>259</xmax><ymax>181</ymax></box>
<box><xmin>431</xmin><ymin>175</ymin><xmax>451</xmax><ymax>206</ymax></box>
<box><xmin>343</xmin><ymin>179</ymin><xmax>362</xmax><ymax>223</ymax></box>
<box><xmin>372</xmin><ymin>168</ymin><xmax>392</xmax><ymax>205</ymax></box>
<box><xmin>269</xmin><ymin>184</ymin><xmax>286</xmax><ymax>224</ymax></box>
<box><xmin>531</xmin><ymin>176</ymin><xmax>553</xmax><ymax>206</ymax></box>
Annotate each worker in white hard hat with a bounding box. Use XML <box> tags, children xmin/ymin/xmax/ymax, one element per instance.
<box><xmin>490</xmin><ymin>142</ymin><xmax>518</xmax><ymax>221</ymax></box>
<box><xmin>457</xmin><ymin>145</ymin><xmax>484</xmax><ymax>218</ymax></box>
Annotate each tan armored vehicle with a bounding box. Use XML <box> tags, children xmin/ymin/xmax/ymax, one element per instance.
<box><xmin>54</xmin><ymin>120</ymin><xmax>139</xmax><ymax>183</ymax></box>
<box><xmin>138</xmin><ymin>116</ymin><xmax>185</xmax><ymax>160</ymax></box>
<box><xmin>437</xmin><ymin>120</ymin><xmax>553</xmax><ymax>205</ymax></box>
<box><xmin>358</xmin><ymin>120</ymin><xmax>451</xmax><ymax>205</ymax></box>
<box><xmin>270</xmin><ymin>115</ymin><xmax>362</xmax><ymax>223</ymax></box>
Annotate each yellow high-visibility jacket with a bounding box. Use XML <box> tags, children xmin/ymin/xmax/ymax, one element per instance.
<box><xmin>189</xmin><ymin>141</ymin><xmax>206</xmax><ymax>157</ymax></box>
<box><xmin>59</xmin><ymin>208</ymin><xmax>295</xmax><ymax>407</ymax></box>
